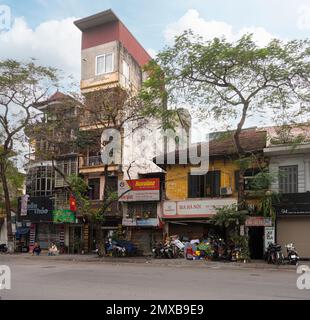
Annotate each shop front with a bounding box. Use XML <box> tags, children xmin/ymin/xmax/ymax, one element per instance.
<box><xmin>274</xmin><ymin>192</ymin><xmax>310</xmax><ymax>259</ymax></box>
<box><xmin>119</xmin><ymin>178</ymin><xmax>162</xmax><ymax>255</ymax></box>
<box><xmin>162</xmin><ymin>198</ymin><xmax>238</xmax><ymax>240</ymax></box>
<box><xmin>245</xmin><ymin>216</ymin><xmax>273</xmax><ymax>259</ymax></box>
<box><xmin>18</xmin><ymin>196</ymin><xmax>77</xmax><ymax>252</ymax></box>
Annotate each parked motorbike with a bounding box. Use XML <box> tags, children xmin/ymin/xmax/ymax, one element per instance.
<box><xmin>265</xmin><ymin>243</ymin><xmax>284</xmax><ymax>265</ymax></box>
<box><xmin>171</xmin><ymin>239</ymin><xmax>185</xmax><ymax>259</ymax></box>
<box><xmin>0</xmin><ymin>243</ymin><xmax>8</xmax><ymax>253</ymax></box>
<box><xmin>285</xmin><ymin>243</ymin><xmax>299</xmax><ymax>265</ymax></box>
<box><xmin>152</xmin><ymin>242</ymin><xmax>163</xmax><ymax>258</ymax></box>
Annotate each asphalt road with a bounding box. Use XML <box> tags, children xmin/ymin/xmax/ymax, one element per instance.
<box><xmin>0</xmin><ymin>256</ymin><xmax>309</xmax><ymax>300</ymax></box>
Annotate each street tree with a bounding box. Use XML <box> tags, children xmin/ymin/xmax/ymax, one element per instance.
<box><xmin>142</xmin><ymin>32</ymin><xmax>310</xmax><ymax>207</ymax></box>
<box><xmin>0</xmin><ymin>59</ymin><xmax>58</xmax><ymax>251</ymax></box>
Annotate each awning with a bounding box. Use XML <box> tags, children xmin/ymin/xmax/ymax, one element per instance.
<box><xmin>16</xmin><ymin>227</ymin><xmax>30</xmax><ymax>236</ymax></box>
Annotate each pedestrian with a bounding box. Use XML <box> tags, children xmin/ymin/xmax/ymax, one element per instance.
<box><xmin>32</xmin><ymin>242</ymin><xmax>41</xmax><ymax>256</ymax></box>
<box><xmin>48</xmin><ymin>243</ymin><xmax>59</xmax><ymax>256</ymax></box>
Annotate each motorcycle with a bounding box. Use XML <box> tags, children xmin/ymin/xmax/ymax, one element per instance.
<box><xmin>285</xmin><ymin>243</ymin><xmax>299</xmax><ymax>265</ymax></box>
<box><xmin>265</xmin><ymin>243</ymin><xmax>284</xmax><ymax>265</ymax></box>
<box><xmin>171</xmin><ymin>239</ymin><xmax>185</xmax><ymax>259</ymax></box>
<box><xmin>152</xmin><ymin>241</ymin><xmax>164</xmax><ymax>258</ymax></box>
<box><xmin>0</xmin><ymin>243</ymin><xmax>8</xmax><ymax>253</ymax></box>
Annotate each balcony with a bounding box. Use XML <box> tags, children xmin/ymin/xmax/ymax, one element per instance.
<box><xmin>81</xmin><ymin>156</ymin><xmax>103</xmax><ymax>167</ymax></box>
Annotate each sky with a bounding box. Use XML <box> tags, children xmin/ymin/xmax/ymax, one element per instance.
<box><xmin>1</xmin><ymin>0</ymin><xmax>310</xmax><ymax>137</ymax></box>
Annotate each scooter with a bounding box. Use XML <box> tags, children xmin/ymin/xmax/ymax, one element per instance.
<box><xmin>285</xmin><ymin>243</ymin><xmax>300</xmax><ymax>265</ymax></box>
<box><xmin>265</xmin><ymin>243</ymin><xmax>284</xmax><ymax>265</ymax></box>
<box><xmin>0</xmin><ymin>243</ymin><xmax>8</xmax><ymax>253</ymax></box>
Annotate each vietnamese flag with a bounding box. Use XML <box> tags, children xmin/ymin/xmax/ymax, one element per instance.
<box><xmin>70</xmin><ymin>194</ymin><xmax>77</xmax><ymax>212</ymax></box>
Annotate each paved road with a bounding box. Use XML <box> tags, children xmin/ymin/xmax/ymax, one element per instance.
<box><xmin>0</xmin><ymin>256</ymin><xmax>309</xmax><ymax>300</ymax></box>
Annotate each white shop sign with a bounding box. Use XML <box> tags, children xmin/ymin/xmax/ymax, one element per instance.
<box><xmin>163</xmin><ymin>198</ymin><xmax>237</xmax><ymax>217</ymax></box>
<box><xmin>264</xmin><ymin>226</ymin><xmax>275</xmax><ymax>251</ymax></box>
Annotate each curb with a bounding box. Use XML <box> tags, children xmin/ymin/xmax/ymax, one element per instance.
<box><xmin>2</xmin><ymin>254</ymin><xmax>304</xmax><ymax>271</ymax></box>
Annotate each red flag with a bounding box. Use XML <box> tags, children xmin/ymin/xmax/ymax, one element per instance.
<box><xmin>70</xmin><ymin>194</ymin><xmax>77</xmax><ymax>212</ymax></box>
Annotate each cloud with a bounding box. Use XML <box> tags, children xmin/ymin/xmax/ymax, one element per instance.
<box><xmin>146</xmin><ymin>48</ymin><xmax>157</xmax><ymax>58</ymax></box>
<box><xmin>297</xmin><ymin>5</ymin><xmax>310</xmax><ymax>30</ymax></box>
<box><xmin>0</xmin><ymin>16</ymin><xmax>81</xmax><ymax>87</ymax></box>
<box><xmin>164</xmin><ymin>9</ymin><xmax>275</xmax><ymax>46</ymax></box>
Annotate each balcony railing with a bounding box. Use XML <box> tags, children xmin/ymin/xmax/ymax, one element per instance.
<box><xmin>81</xmin><ymin>156</ymin><xmax>103</xmax><ymax>167</ymax></box>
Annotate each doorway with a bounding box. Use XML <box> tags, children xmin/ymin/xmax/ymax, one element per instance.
<box><xmin>248</xmin><ymin>227</ymin><xmax>264</xmax><ymax>259</ymax></box>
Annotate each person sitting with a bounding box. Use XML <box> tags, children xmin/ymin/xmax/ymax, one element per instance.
<box><xmin>48</xmin><ymin>243</ymin><xmax>59</xmax><ymax>256</ymax></box>
<box><xmin>32</xmin><ymin>243</ymin><xmax>41</xmax><ymax>256</ymax></box>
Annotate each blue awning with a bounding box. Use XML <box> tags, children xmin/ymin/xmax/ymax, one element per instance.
<box><xmin>16</xmin><ymin>227</ymin><xmax>30</xmax><ymax>236</ymax></box>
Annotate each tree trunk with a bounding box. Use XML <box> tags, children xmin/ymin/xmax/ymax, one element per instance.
<box><xmin>95</xmin><ymin>164</ymin><xmax>109</xmax><ymax>257</ymax></box>
<box><xmin>237</xmin><ymin>167</ymin><xmax>246</xmax><ymax>210</ymax></box>
<box><xmin>96</xmin><ymin>222</ymin><xmax>105</xmax><ymax>257</ymax></box>
<box><xmin>0</xmin><ymin>161</ymin><xmax>14</xmax><ymax>253</ymax></box>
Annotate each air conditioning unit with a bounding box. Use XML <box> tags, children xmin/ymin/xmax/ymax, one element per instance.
<box><xmin>220</xmin><ymin>187</ymin><xmax>233</xmax><ymax>196</ymax></box>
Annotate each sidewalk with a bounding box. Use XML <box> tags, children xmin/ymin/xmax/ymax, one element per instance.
<box><xmin>4</xmin><ymin>253</ymin><xmax>309</xmax><ymax>271</ymax></box>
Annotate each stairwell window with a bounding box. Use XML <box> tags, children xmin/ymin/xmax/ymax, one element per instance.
<box><xmin>96</xmin><ymin>53</ymin><xmax>113</xmax><ymax>75</ymax></box>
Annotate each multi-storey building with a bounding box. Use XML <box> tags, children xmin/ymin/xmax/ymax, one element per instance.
<box><xmin>74</xmin><ymin>10</ymin><xmax>154</xmax><ymax>252</ymax></box>
<box><xmin>20</xmin><ymin>91</ymin><xmax>81</xmax><ymax>253</ymax></box>
<box><xmin>157</xmin><ymin>128</ymin><xmax>270</xmax><ymax>259</ymax></box>
<box><xmin>264</xmin><ymin>125</ymin><xmax>310</xmax><ymax>258</ymax></box>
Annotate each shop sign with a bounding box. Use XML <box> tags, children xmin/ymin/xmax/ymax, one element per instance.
<box><xmin>275</xmin><ymin>206</ymin><xmax>310</xmax><ymax>216</ymax></box>
<box><xmin>163</xmin><ymin>198</ymin><xmax>237</xmax><ymax>218</ymax></box>
<box><xmin>53</xmin><ymin>210</ymin><xmax>76</xmax><ymax>223</ymax></box>
<box><xmin>275</xmin><ymin>193</ymin><xmax>310</xmax><ymax>216</ymax></box>
<box><xmin>26</xmin><ymin>197</ymin><xmax>53</xmax><ymax>222</ymax></box>
<box><xmin>118</xmin><ymin>179</ymin><xmax>160</xmax><ymax>202</ymax></box>
<box><xmin>264</xmin><ymin>227</ymin><xmax>275</xmax><ymax>251</ymax></box>
<box><xmin>122</xmin><ymin>218</ymin><xmax>159</xmax><ymax>227</ymax></box>
<box><xmin>245</xmin><ymin>216</ymin><xmax>272</xmax><ymax>227</ymax></box>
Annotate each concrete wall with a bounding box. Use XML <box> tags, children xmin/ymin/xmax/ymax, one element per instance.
<box><xmin>0</xmin><ymin>218</ymin><xmax>7</xmax><ymax>244</ymax></box>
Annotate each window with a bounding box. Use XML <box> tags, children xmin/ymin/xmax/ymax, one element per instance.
<box><xmin>279</xmin><ymin>165</ymin><xmax>298</xmax><ymax>194</ymax></box>
<box><xmin>88</xmin><ymin>178</ymin><xmax>101</xmax><ymax>200</ymax></box>
<box><xmin>188</xmin><ymin>171</ymin><xmax>221</xmax><ymax>198</ymax></box>
<box><xmin>127</xmin><ymin>203</ymin><xmax>157</xmax><ymax>219</ymax></box>
<box><xmin>96</xmin><ymin>53</ymin><xmax>113</xmax><ymax>75</ymax></box>
<box><xmin>122</xmin><ymin>60</ymin><xmax>130</xmax><ymax>88</ymax></box>
<box><xmin>26</xmin><ymin>165</ymin><xmax>54</xmax><ymax>197</ymax></box>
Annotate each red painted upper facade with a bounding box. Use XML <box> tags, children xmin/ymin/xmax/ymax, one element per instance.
<box><xmin>75</xmin><ymin>10</ymin><xmax>151</xmax><ymax>67</ymax></box>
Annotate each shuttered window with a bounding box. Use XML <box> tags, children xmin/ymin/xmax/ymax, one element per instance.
<box><xmin>188</xmin><ymin>171</ymin><xmax>221</xmax><ymax>198</ymax></box>
<box><xmin>279</xmin><ymin>165</ymin><xmax>298</xmax><ymax>194</ymax></box>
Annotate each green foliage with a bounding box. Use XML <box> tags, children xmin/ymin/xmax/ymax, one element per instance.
<box><xmin>230</xmin><ymin>234</ymin><xmax>250</xmax><ymax>261</ymax></box>
<box><xmin>0</xmin><ymin>158</ymin><xmax>24</xmax><ymax>209</ymax></box>
<box><xmin>210</xmin><ymin>205</ymin><xmax>248</xmax><ymax>229</ymax></box>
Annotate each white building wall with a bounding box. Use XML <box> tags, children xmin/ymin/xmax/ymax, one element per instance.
<box><xmin>269</xmin><ymin>154</ymin><xmax>310</xmax><ymax>193</ymax></box>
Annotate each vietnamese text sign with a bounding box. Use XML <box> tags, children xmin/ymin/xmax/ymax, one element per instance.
<box><xmin>163</xmin><ymin>198</ymin><xmax>237</xmax><ymax>217</ymax></box>
<box><xmin>27</xmin><ymin>197</ymin><xmax>53</xmax><ymax>222</ymax></box>
<box><xmin>245</xmin><ymin>216</ymin><xmax>272</xmax><ymax>227</ymax></box>
<box><xmin>53</xmin><ymin>210</ymin><xmax>76</xmax><ymax>223</ymax></box>
<box><xmin>118</xmin><ymin>179</ymin><xmax>160</xmax><ymax>202</ymax></box>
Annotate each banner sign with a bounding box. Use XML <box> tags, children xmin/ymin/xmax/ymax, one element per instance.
<box><xmin>122</xmin><ymin>218</ymin><xmax>159</xmax><ymax>227</ymax></box>
<box><xmin>53</xmin><ymin>210</ymin><xmax>76</xmax><ymax>223</ymax></box>
<box><xmin>274</xmin><ymin>192</ymin><xmax>310</xmax><ymax>216</ymax></box>
<box><xmin>264</xmin><ymin>226</ymin><xmax>275</xmax><ymax>251</ymax></box>
<box><xmin>26</xmin><ymin>197</ymin><xmax>53</xmax><ymax>222</ymax></box>
<box><xmin>245</xmin><ymin>216</ymin><xmax>273</xmax><ymax>227</ymax></box>
<box><xmin>118</xmin><ymin>179</ymin><xmax>160</xmax><ymax>202</ymax></box>
<box><xmin>162</xmin><ymin>198</ymin><xmax>237</xmax><ymax>218</ymax></box>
